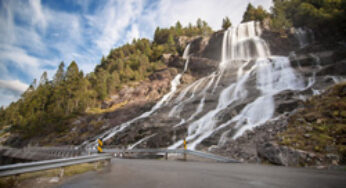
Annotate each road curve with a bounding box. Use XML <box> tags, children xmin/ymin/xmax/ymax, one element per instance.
<box><xmin>56</xmin><ymin>159</ymin><xmax>346</xmax><ymax>188</ymax></box>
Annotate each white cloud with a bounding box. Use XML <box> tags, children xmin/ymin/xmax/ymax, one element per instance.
<box><xmin>126</xmin><ymin>24</ymin><xmax>140</xmax><ymax>43</ymax></box>
<box><xmin>29</xmin><ymin>0</ymin><xmax>47</xmax><ymax>29</ymax></box>
<box><xmin>0</xmin><ymin>79</ymin><xmax>29</xmax><ymax>107</ymax></box>
<box><xmin>0</xmin><ymin>80</ymin><xmax>28</xmax><ymax>93</ymax></box>
<box><xmin>0</xmin><ymin>44</ymin><xmax>56</xmax><ymax>82</ymax></box>
<box><xmin>92</xmin><ymin>0</ymin><xmax>144</xmax><ymax>54</ymax></box>
<box><xmin>0</xmin><ymin>45</ymin><xmax>39</xmax><ymax>67</ymax></box>
<box><xmin>0</xmin><ymin>1</ymin><xmax>16</xmax><ymax>44</ymax></box>
<box><xmin>74</xmin><ymin>0</ymin><xmax>92</xmax><ymax>13</ymax></box>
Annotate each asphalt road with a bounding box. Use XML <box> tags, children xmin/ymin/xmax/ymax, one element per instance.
<box><xmin>56</xmin><ymin>159</ymin><xmax>346</xmax><ymax>188</ymax></box>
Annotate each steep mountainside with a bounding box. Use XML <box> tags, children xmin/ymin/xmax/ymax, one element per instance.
<box><xmin>72</xmin><ymin>21</ymin><xmax>344</xmax><ymax>166</ymax></box>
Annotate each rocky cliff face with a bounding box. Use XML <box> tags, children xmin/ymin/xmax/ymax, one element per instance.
<box><xmin>21</xmin><ymin>21</ymin><xmax>345</xmax><ymax>167</ymax></box>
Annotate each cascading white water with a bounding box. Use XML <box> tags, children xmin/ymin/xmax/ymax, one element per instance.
<box><xmin>185</xmin><ymin>61</ymin><xmax>257</xmax><ymax>149</ymax></box>
<box><xmin>294</xmin><ymin>28</ymin><xmax>309</xmax><ymax>48</ymax></box>
<box><xmin>231</xmin><ymin>56</ymin><xmax>305</xmax><ymax>139</ymax></box>
<box><xmin>87</xmin><ymin>21</ymin><xmax>331</xmax><ymax>151</ymax></box>
<box><xmin>169</xmin><ymin>21</ymin><xmax>309</xmax><ymax>150</ymax></box>
<box><xmin>170</xmin><ymin>21</ymin><xmax>269</xmax><ymax>149</ymax></box>
<box><xmin>168</xmin><ymin>43</ymin><xmax>205</xmax><ymax>118</ymax></box>
<box><xmin>187</xmin><ymin>74</ymin><xmax>216</xmax><ymax>121</ymax></box>
<box><xmin>183</xmin><ymin>43</ymin><xmax>191</xmax><ymax>72</ymax></box>
<box><xmin>183</xmin><ymin>43</ymin><xmax>191</xmax><ymax>59</ymax></box>
<box><xmin>128</xmin><ymin>134</ymin><xmax>157</xmax><ymax>149</ymax></box>
<box><xmin>169</xmin><ymin>78</ymin><xmax>204</xmax><ymax>117</ymax></box>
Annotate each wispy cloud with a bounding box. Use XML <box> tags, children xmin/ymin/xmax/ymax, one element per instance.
<box><xmin>91</xmin><ymin>0</ymin><xmax>144</xmax><ymax>54</ymax></box>
<box><xmin>29</xmin><ymin>0</ymin><xmax>47</xmax><ymax>30</ymax></box>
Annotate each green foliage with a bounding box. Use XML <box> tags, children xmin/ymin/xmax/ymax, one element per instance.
<box><xmin>54</xmin><ymin>62</ymin><xmax>65</xmax><ymax>85</ymax></box>
<box><xmin>222</xmin><ymin>17</ymin><xmax>232</xmax><ymax>30</ymax></box>
<box><xmin>242</xmin><ymin>3</ymin><xmax>270</xmax><ymax>23</ymax></box>
<box><xmin>153</xmin><ymin>18</ymin><xmax>213</xmax><ymax>52</ymax></box>
<box><xmin>270</xmin><ymin>0</ymin><xmax>345</xmax><ymax>38</ymax></box>
<box><xmin>270</xmin><ymin>0</ymin><xmax>293</xmax><ymax>33</ymax></box>
<box><xmin>0</xmin><ymin>62</ymin><xmax>90</xmax><ymax>137</ymax></box>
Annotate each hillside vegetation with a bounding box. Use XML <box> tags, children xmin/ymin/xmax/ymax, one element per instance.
<box><xmin>0</xmin><ymin>19</ymin><xmax>213</xmax><ymax>139</ymax></box>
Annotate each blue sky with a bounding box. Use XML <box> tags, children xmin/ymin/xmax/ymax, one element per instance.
<box><xmin>0</xmin><ymin>0</ymin><xmax>272</xmax><ymax>107</ymax></box>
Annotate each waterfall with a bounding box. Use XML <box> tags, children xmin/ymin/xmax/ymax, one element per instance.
<box><xmin>128</xmin><ymin>134</ymin><xmax>157</xmax><ymax>149</ymax></box>
<box><xmin>187</xmin><ymin>73</ymin><xmax>216</xmax><ymax>121</ymax></box>
<box><xmin>87</xmin><ymin>21</ymin><xmax>328</xmax><ymax>151</ymax></box>
<box><xmin>169</xmin><ymin>78</ymin><xmax>204</xmax><ymax>117</ymax></box>
<box><xmin>231</xmin><ymin>56</ymin><xmax>305</xmax><ymax>139</ymax></box>
<box><xmin>169</xmin><ymin>21</ymin><xmax>308</xmax><ymax>150</ymax></box>
<box><xmin>168</xmin><ymin>43</ymin><xmax>197</xmax><ymax>118</ymax></box>
<box><xmin>183</xmin><ymin>43</ymin><xmax>191</xmax><ymax>72</ymax></box>
<box><xmin>183</xmin><ymin>43</ymin><xmax>191</xmax><ymax>59</ymax></box>
<box><xmin>294</xmin><ymin>28</ymin><xmax>309</xmax><ymax>48</ymax></box>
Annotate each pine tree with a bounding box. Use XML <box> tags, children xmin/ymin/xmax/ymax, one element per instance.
<box><xmin>39</xmin><ymin>72</ymin><xmax>48</xmax><ymax>85</ymax></box>
<box><xmin>54</xmin><ymin>62</ymin><xmax>65</xmax><ymax>85</ymax></box>
<box><xmin>242</xmin><ymin>3</ymin><xmax>269</xmax><ymax>23</ymax></box>
<box><xmin>167</xmin><ymin>34</ymin><xmax>176</xmax><ymax>53</ymax></box>
<box><xmin>222</xmin><ymin>17</ymin><xmax>232</xmax><ymax>30</ymax></box>
<box><xmin>175</xmin><ymin>21</ymin><xmax>182</xmax><ymax>35</ymax></box>
<box><xmin>242</xmin><ymin>3</ymin><xmax>255</xmax><ymax>23</ymax></box>
<box><xmin>196</xmin><ymin>18</ymin><xmax>203</xmax><ymax>29</ymax></box>
<box><xmin>65</xmin><ymin>61</ymin><xmax>79</xmax><ymax>81</ymax></box>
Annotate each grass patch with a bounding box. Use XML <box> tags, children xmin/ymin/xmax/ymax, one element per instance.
<box><xmin>0</xmin><ymin>161</ymin><xmax>106</xmax><ymax>188</ymax></box>
<box><xmin>86</xmin><ymin>100</ymin><xmax>128</xmax><ymax>114</ymax></box>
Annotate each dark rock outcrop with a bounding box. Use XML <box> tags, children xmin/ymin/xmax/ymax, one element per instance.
<box><xmin>168</xmin><ymin>55</ymin><xmax>185</xmax><ymax>69</ymax></box>
<box><xmin>188</xmin><ymin>57</ymin><xmax>219</xmax><ymax>77</ymax></box>
<box><xmin>261</xmin><ymin>30</ymin><xmax>299</xmax><ymax>56</ymax></box>
<box><xmin>257</xmin><ymin>142</ymin><xmax>321</xmax><ymax>166</ymax></box>
<box><xmin>190</xmin><ymin>31</ymin><xmax>223</xmax><ymax>62</ymax></box>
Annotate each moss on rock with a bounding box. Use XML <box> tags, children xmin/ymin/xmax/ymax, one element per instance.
<box><xmin>278</xmin><ymin>82</ymin><xmax>346</xmax><ymax>164</ymax></box>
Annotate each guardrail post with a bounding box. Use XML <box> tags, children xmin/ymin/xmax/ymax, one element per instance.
<box><xmin>165</xmin><ymin>152</ymin><xmax>168</xmax><ymax>160</ymax></box>
<box><xmin>183</xmin><ymin>138</ymin><xmax>187</xmax><ymax>161</ymax></box>
<box><xmin>97</xmin><ymin>138</ymin><xmax>103</xmax><ymax>153</ymax></box>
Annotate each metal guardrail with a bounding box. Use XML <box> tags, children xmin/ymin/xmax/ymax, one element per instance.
<box><xmin>0</xmin><ymin>146</ymin><xmax>238</xmax><ymax>178</ymax></box>
<box><xmin>99</xmin><ymin>148</ymin><xmax>239</xmax><ymax>163</ymax></box>
<box><xmin>0</xmin><ymin>154</ymin><xmax>112</xmax><ymax>177</ymax></box>
<box><xmin>0</xmin><ymin>146</ymin><xmax>86</xmax><ymax>161</ymax></box>
<box><xmin>185</xmin><ymin>150</ymin><xmax>239</xmax><ymax>163</ymax></box>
